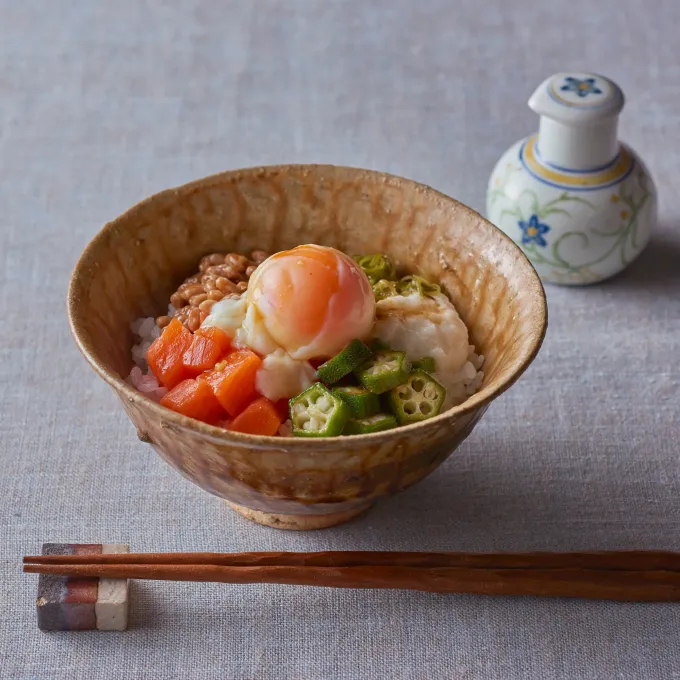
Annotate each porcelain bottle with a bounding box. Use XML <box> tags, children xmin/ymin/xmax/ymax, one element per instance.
<box><xmin>486</xmin><ymin>72</ymin><xmax>657</xmax><ymax>285</ymax></box>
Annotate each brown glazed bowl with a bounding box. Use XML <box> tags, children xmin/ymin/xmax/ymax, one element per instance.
<box><xmin>68</xmin><ymin>165</ymin><xmax>547</xmax><ymax>530</ymax></box>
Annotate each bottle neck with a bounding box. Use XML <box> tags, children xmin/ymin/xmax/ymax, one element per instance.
<box><xmin>537</xmin><ymin>117</ymin><xmax>619</xmax><ymax>171</ymax></box>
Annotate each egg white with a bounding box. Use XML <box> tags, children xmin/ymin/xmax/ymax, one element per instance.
<box><xmin>202</xmin><ymin>296</ymin><xmax>317</xmax><ymax>400</ymax></box>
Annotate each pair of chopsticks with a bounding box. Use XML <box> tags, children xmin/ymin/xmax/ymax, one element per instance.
<box><xmin>23</xmin><ymin>550</ymin><xmax>680</xmax><ymax>601</ymax></box>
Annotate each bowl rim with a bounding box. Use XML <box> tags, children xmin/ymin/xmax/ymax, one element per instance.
<box><xmin>67</xmin><ymin>163</ymin><xmax>547</xmax><ymax>450</ymax></box>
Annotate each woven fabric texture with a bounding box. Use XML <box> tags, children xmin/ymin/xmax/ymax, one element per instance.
<box><xmin>1</xmin><ymin>1</ymin><xmax>679</xmax><ymax>678</ymax></box>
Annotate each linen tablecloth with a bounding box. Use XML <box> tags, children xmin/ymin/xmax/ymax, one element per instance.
<box><xmin>2</xmin><ymin>1</ymin><xmax>679</xmax><ymax>678</ymax></box>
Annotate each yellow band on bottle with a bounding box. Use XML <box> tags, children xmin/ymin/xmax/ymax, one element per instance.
<box><xmin>520</xmin><ymin>135</ymin><xmax>634</xmax><ymax>190</ymax></box>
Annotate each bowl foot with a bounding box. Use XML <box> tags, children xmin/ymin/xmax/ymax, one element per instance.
<box><xmin>225</xmin><ymin>500</ymin><xmax>373</xmax><ymax>530</ymax></box>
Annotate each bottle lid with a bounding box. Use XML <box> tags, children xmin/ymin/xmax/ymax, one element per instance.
<box><xmin>528</xmin><ymin>73</ymin><xmax>624</xmax><ymax>126</ymax></box>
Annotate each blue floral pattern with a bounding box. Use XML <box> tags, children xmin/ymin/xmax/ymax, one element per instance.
<box><xmin>560</xmin><ymin>77</ymin><xmax>602</xmax><ymax>98</ymax></box>
<box><xmin>518</xmin><ymin>214</ymin><xmax>550</xmax><ymax>247</ymax></box>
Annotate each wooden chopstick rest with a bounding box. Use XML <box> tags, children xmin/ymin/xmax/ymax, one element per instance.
<box><xmin>35</xmin><ymin>543</ymin><xmax>129</xmax><ymax>632</ymax></box>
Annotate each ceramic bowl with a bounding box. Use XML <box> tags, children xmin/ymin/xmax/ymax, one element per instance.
<box><xmin>68</xmin><ymin>165</ymin><xmax>547</xmax><ymax>530</ymax></box>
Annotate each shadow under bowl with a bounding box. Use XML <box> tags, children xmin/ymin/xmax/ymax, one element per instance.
<box><xmin>68</xmin><ymin>165</ymin><xmax>547</xmax><ymax>530</ymax></box>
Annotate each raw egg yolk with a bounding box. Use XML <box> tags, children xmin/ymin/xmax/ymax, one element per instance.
<box><xmin>246</xmin><ymin>244</ymin><xmax>375</xmax><ymax>360</ymax></box>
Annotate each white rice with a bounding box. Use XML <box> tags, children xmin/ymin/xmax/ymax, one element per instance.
<box><xmin>126</xmin><ymin>315</ymin><xmax>168</xmax><ymax>402</ymax></box>
<box><xmin>278</xmin><ymin>419</ymin><xmax>293</xmax><ymax>437</ymax></box>
<box><xmin>130</xmin><ymin>317</ymin><xmax>161</xmax><ymax>371</ymax></box>
<box><xmin>444</xmin><ymin>344</ymin><xmax>485</xmax><ymax>408</ymax></box>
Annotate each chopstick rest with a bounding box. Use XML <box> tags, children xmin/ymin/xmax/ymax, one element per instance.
<box><xmin>36</xmin><ymin>543</ymin><xmax>129</xmax><ymax>631</ymax></box>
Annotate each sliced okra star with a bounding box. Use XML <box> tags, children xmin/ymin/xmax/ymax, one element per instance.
<box><xmin>388</xmin><ymin>370</ymin><xmax>446</xmax><ymax>425</ymax></box>
<box><xmin>372</xmin><ymin>279</ymin><xmax>399</xmax><ymax>301</ymax></box>
<box><xmin>355</xmin><ymin>350</ymin><xmax>411</xmax><ymax>394</ymax></box>
<box><xmin>344</xmin><ymin>413</ymin><xmax>398</xmax><ymax>435</ymax></box>
<box><xmin>332</xmin><ymin>386</ymin><xmax>380</xmax><ymax>418</ymax></box>
<box><xmin>412</xmin><ymin>356</ymin><xmax>436</xmax><ymax>373</ymax></box>
<box><xmin>316</xmin><ymin>339</ymin><xmax>373</xmax><ymax>384</ymax></box>
<box><xmin>354</xmin><ymin>254</ymin><xmax>396</xmax><ymax>284</ymax></box>
<box><xmin>397</xmin><ymin>275</ymin><xmax>441</xmax><ymax>298</ymax></box>
<box><xmin>289</xmin><ymin>383</ymin><xmax>350</xmax><ymax>437</ymax></box>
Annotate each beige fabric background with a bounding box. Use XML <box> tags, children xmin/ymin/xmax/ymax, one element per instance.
<box><xmin>1</xmin><ymin>1</ymin><xmax>679</xmax><ymax>678</ymax></box>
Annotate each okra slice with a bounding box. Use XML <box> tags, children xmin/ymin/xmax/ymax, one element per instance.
<box><xmin>289</xmin><ymin>383</ymin><xmax>350</xmax><ymax>437</ymax></box>
<box><xmin>355</xmin><ymin>350</ymin><xmax>411</xmax><ymax>394</ymax></box>
<box><xmin>372</xmin><ymin>279</ymin><xmax>399</xmax><ymax>301</ymax></box>
<box><xmin>388</xmin><ymin>370</ymin><xmax>446</xmax><ymax>425</ymax></box>
<box><xmin>412</xmin><ymin>356</ymin><xmax>436</xmax><ymax>373</ymax></box>
<box><xmin>316</xmin><ymin>339</ymin><xmax>373</xmax><ymax>384</ymax></box>
<box><xmin>333</xmin><ymin>386</ymin><xmax>380</xmax><ymax>418</ymax></box>
<box><xmin>397</xmin><ymin>274</ymin><xmax>441</xmax><ymax>298</ymax></box>
<box><xmin>344</xmin><ymin>413</ymin><xmax>398</xmax><ymax>435</ymax></box>
<box><xmin>354</xmin><ymin>254</ymin><xmax>396</xmax><ymax>284</ymax></box>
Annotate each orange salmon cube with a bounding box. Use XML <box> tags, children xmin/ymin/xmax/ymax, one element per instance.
<box><xmin>203</xmin><ymin>349</ymin><xmax>262</xmax><ymax>417</ymax></box>
<box><xmin>147</xmin><ymin>318</ymin><xmax>193</xmax><ymax>388</ymax></box>
<box><xmin>229</xmin><ymin>397</ymin><xmax>283</xmax><ymax>436</ymax></box>
<box><xmin>160</xmin><ymin>378</ymin><xmax>225</xmax><ymax>424</ymax></box>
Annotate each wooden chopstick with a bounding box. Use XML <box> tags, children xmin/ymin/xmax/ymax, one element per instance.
<box><xmin>22</xmin><ymin>551</ymin><xmax>680</xmax><ymax>601</ymax></box>
<box><xmin>23</xmin><ymin>550</ymin><xmax>680</xmax><ymax>571</ymax></box>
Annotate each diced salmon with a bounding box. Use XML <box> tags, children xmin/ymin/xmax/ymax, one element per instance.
<box><xmin>203</xmin><ymin>349</ymin><xmax>262</xmax><ymax>417</ymax></box>
<box><xmin>229</xmin><ymin>397</ymin><xmax>283</xmax><ymax>436</ymax></box>
<box><xmin>147</xmin><ymin>318</ymin><xmax>193</xmax><ymax>388</ymax></box>
<box><xmin>160</xmin><ymin>378</ymin><xmax>225</xmax><ymax>424</ymax></box>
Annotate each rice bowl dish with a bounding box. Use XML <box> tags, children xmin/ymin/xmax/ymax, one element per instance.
<box><xmin>127</xmin><ymin>244</ymin><xmax>484</xmax><ymax>438</ymax></box>
<box><xmin>67</xmin><ymin>163</ymin><xmax>547</xmax><ymax>528</ymax></box>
